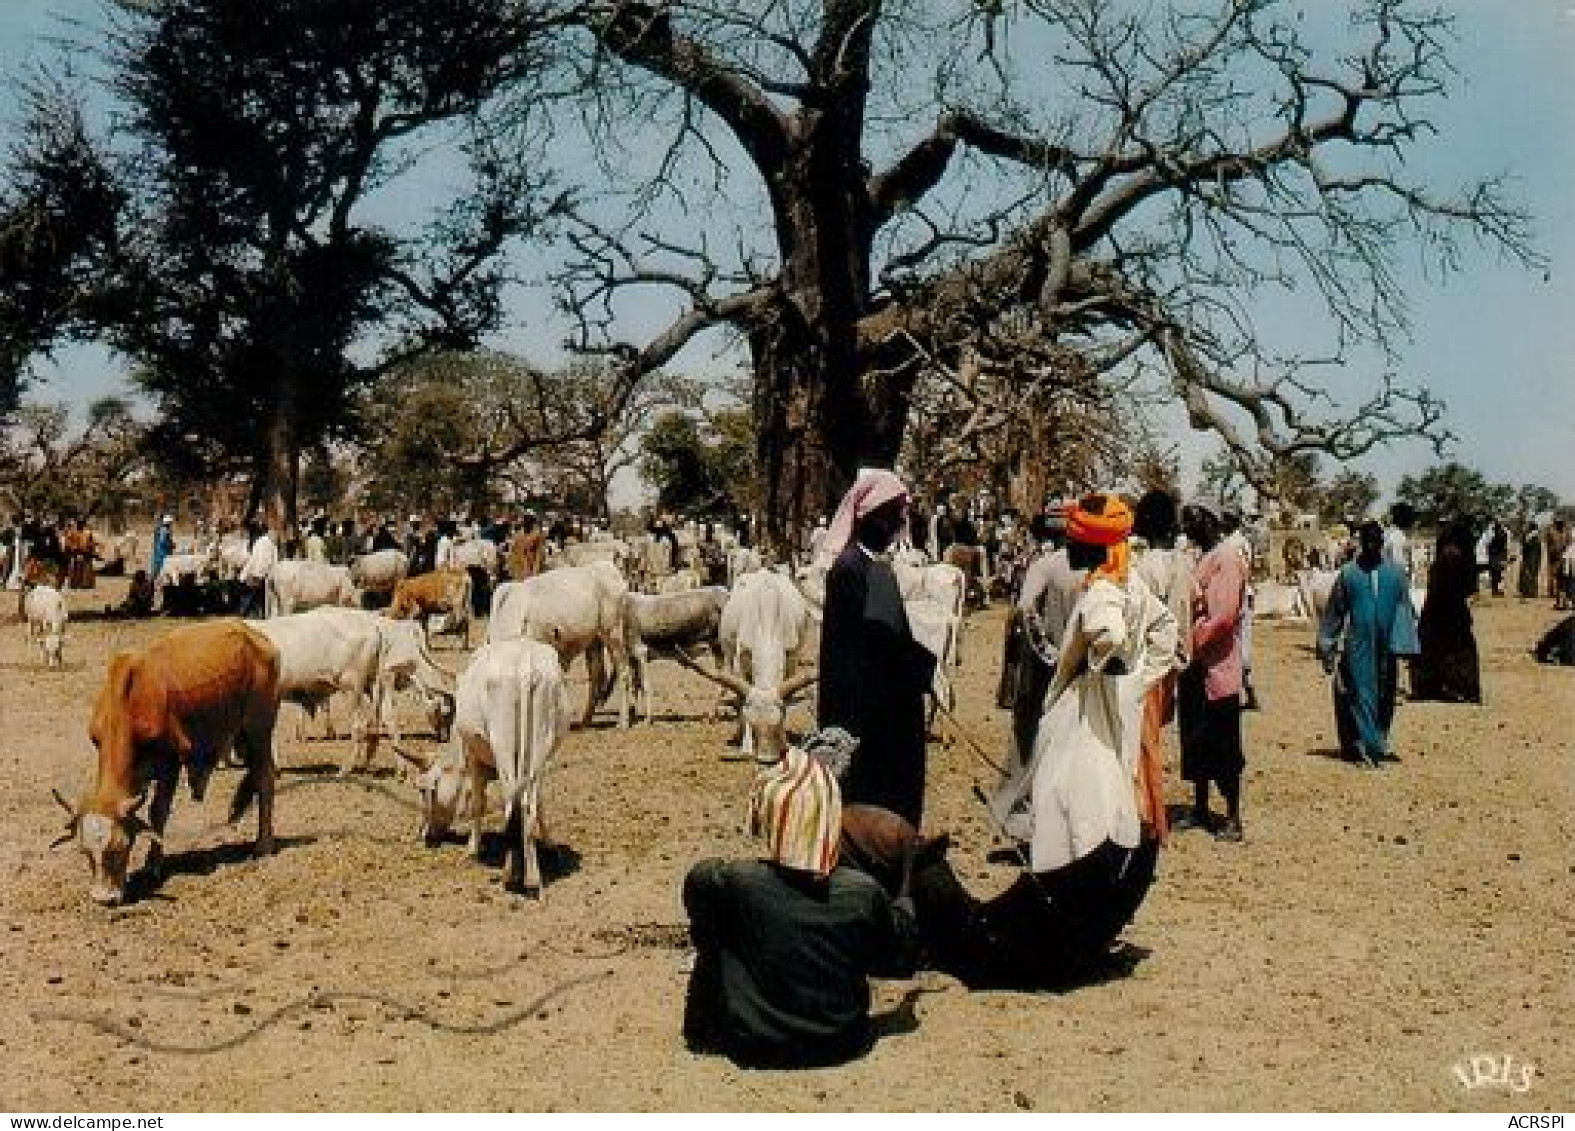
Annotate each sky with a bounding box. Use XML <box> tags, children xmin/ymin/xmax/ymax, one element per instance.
<box><xmin>2</xmin><ymin>0</ymin><xmax>1572</xmax><ymax>507</ymax></box>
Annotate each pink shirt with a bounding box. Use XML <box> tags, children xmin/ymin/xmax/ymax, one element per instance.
<box><xmin>1190</xmin><ymin>543</ymin><xmax>1247</xmax><ymax>701</ymax></box>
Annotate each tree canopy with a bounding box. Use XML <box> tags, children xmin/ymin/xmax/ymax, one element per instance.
<box><xmin>0</xmin><ymin>0</ymin><xmax>1546</xmax><ymax>536</ymax></box>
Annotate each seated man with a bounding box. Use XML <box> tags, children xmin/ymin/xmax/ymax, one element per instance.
<box><xmin>114</xmin><ymin>569</ymin><xmax>156</xmax><ymax>618</ymax></box>
<box><xmin>682</xmin><ymin>739</ymin><xmax>920</xmax><ymax>1068</ymax></box>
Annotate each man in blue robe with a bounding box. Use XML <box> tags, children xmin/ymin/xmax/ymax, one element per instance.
<box><xmin>1317</xmin><ymin>521</ymin><xmax>1419</xmax><ymax>767</ymax></box>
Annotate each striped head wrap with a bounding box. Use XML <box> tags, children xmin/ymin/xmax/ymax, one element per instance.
<box><xmin>748</xmin><ymin>745</ymin><xmax>842</xmax><ymax>878</ymax></box>
<box><xmin>1067</xmin><ymin>492</ymin><xmax>1134</xmax><ymax>585</ymax></box>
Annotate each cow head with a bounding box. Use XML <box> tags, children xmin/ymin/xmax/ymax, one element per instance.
<box><xmin>673</xmin><ymin>650</ymin><xmax>818</xmax><ymax>763</ymax></box>
<box><xmin>51</xmin><ymin>788</ymin><xmax>161</xmax><ymax>907</ymax></box>
<box><xmin>392</xmin><ymin>746</ymin><xmax>468</xmax><ymax>846</ymax></box>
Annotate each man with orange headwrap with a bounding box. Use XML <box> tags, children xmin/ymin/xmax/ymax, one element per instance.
<box><xmin>992</xmin><ymin>493</ymin><xmax>1177</xmax><ymax>880</ymax></box>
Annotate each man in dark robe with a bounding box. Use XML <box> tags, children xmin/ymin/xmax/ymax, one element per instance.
<box><xmin>817</xmin><ymin>469</ymin><xmax>937</xmax><ymax>829</ymax></box>
<box><xmin>1412</xmin><ymin>522</ymin><xmax>1483</xmax><ymax>703</ymax></box>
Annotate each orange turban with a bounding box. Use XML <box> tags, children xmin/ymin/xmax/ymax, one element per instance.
<box><xmin>1067</xmin><ymin>493</ymin><xmax>1133</xmax><ymax>583</ymax></box>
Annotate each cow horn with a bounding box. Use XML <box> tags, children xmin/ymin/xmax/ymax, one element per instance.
<box><xmin>671</xmin><ymin>647</ymin><xmax>752</xmax><ymax>698</ymax></box>
<box><xmin>779</xmin><ymin>667</ymin><xmax>820</xmax><ymax>702</ymax></box>
<box><xmin>390</xmin><ymin>744</ymin><xmax>434</xmax><ymax>772</ymax></box>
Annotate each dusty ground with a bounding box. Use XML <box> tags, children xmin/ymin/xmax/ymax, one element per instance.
<box><xmin>0</xmin><ymin>576</ymin><xmax>1569</xmax><ymax>1112</ymax></box>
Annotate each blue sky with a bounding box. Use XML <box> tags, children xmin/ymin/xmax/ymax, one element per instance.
<box><xmin>2</xmin><ymin>1</ymin><xmax>1572</xmax><ymax>504</ymax></box>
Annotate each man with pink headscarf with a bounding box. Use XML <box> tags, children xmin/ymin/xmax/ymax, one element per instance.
<box><xmin>817</xmin><ymin>468</ymin><xmax>937</xmax><ymax>827</ymax></box>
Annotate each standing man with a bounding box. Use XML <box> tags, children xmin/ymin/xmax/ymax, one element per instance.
<box><xmin>1177</xmin><ymin>501</ymin><xmax>1249</xmax><ymax>842</ymax></box>
<box><xmin>1317</xmin><ymin>520</ymin><xmax>1420</xmax><ymax>767</ymax></box>
<box><xmin>1002</xmin><ymin>511</ymin><xmax>1084</xmax><ymax>775</ymax></box>
<box><xmin>150</xmin><ymin>514</ymin><xmax>175</xmax><ymax>585</ymax></box>
<box><xmin>1543</xmin><ymin>518</ymin><xmax>1570</xmax><ymax>605</ymax></box>
<box><xmin>817</xmin><ymin>468</ymin><xmax>936</xmax><ymax>829</ymax></box>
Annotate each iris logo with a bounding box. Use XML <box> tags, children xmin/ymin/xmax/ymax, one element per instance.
<box><xmin>1452</xmin><ymin>1052</ymin><xmax>1537</xmax><ymax>1093</ymax></box>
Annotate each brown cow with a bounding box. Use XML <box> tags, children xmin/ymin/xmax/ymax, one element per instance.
<box><xmin>51</xmin><ymin>619</ymin><xmax>282</xmax><ymax>906</ymax></box>
<box><xmin>388</xmin><ymin>568</ymin><xmax>473</xmax><ymax>648</ymax></box>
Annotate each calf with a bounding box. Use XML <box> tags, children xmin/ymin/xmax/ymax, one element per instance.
<box><xmin>621</xmin><ymin>586</ymin><xmax>729</xmax><ymax>723</ymax></box>
<box><xmin>398</xmin><ymin>638</ymin><xmax>572</xmax><ymax>895</ymax></box>
<box><xmin>389</xmin><ymin>568</ymin><xmax>473</xmax><ymax>648</ymax></box>
<box><xmin>51</xmin><ymin>620</ymin><xmax>280</xmax><ymax>906</ymax></box>
<box><xmin>24</xmin><ymin>583</ymin><xmax>68</xmax><ymax>668</ymax></box>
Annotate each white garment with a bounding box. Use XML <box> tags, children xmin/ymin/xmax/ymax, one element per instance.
<box><xmin>435</xmin><ymin>534</ymin><xmax>454</xmax><ymax>571</ymax></box>
<box><xmin>240</xmin><ymin>533</ymin><xmax>278</xmax><ymax>584</ymax></box>
<box><xmin>994</xmin><ymin>573</ymin><xmax>1178</xmax><ymax>872</ymax></box>
<box><xmin>304</xmin><ymin>533</ymin><xmax>328</xmax><ymax>564</ymax></box>
<box><xmin>1382</xmin><ymin>527</ymin><xmax>1410</xmax><ymax>580</ymax></box>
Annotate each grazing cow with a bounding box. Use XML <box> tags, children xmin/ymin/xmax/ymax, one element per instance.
<box><xmin>397</xmin><ymin>638</ymin><xmax>572</xmax><ymax>895</ymax></box>
<box><xmin>621</xmin><ymin>586</ymin><xmax>730</xmax><ymax>723</ymax></box>
<box><xmin>24</xmin><ymin>583</ymin><xmax>68</xmax><ymax>668</ymax></box>
<box><xmin>388</xmin><ymin>568</ymin><xmax>473</xmax><ymax>648</ymax></box>
<box><xmin>487</xmin><ymin>560</ymin><xmax>631</xmax><ymax>728</ymax></box>
<box><xmin>1253</xmin><ymin>581</ymin><xmax>1308</xmax><ymax>621</ymax></box>
<box><xmin>266</xmin><ymin>559</ymin><xmax>357</xmax><ymax>618</ymax></box>
<box><xmin>50</xmin><ymin>620</ymin><xmax>280</xmax><ymax>906</ymax></box>
<box><xmin>679</xmin><ymin>570</ymin><xmax>817</xmax><ymax>761</ymax></box>
<box><xmin>349</xmin><ymin>549</ymin><xmax>410</xmax><ymax>603</ymax></box>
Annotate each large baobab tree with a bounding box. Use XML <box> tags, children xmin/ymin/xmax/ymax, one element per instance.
<box><xmin>545</xmin><ymin>0</ymin><xmax>1536</xmax><ymax>547</ymax></box>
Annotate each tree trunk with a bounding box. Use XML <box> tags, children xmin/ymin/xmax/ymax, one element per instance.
<box><xmin>255</xmin><ymin>384</ymin><xmax>300</xmax><ymax>539</ymax></box>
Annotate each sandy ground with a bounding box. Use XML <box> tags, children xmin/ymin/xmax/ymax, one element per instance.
<box><xmin>0</xmin><ymin>576</ymin><xmax>1569</xmax><ymax>1112</ymax></box>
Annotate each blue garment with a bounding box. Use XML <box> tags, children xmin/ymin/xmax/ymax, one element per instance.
<box><xmin>1317</xmin><ymin>560</ymin><xmax>1417</xmax><ymax>758</ymax></box>
<box><xmin>150</xmin><ymin>525</ymin><xmax>174</xmax><ymax>582</ymax></box>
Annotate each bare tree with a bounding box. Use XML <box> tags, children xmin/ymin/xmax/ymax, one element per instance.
<box><xmin>0</xmin><ymin>396</ymin><xmax>147</xmax><ymax>518</ymax></box>
<box><xmin>536</xmin><ymin>0</ymin><xmax>1535</xmax><ymax>548</ymax></box>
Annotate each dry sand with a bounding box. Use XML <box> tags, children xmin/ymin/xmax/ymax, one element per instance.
<box><xmin>1</xmin><ymin>577</ymin><xmax>1569</xmax><ymax>1111</ymax></box>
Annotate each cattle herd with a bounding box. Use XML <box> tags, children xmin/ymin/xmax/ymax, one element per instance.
<box><xmin>35</xmin><ymin>531</ymin><xmax>970</xmax><ymax>908</ymax></box>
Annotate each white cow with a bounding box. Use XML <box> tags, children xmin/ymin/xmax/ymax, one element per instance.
<box><xmin>24</xmin><ymin>584</ymin><xmax>67</xmax><ymax>668</ymax></box>
<box><xmin>487</xmin><ymin>560</ymin><xmax>631</xmax><ymax>728</ymax></box>
<box><xmin>727</xmin><ymin>547</ymin><xmax>764</xmax><ymax>588</ymax></box>
<box><xmin>1253</xmin><ymin>581</ymin><xmax>1309</xmax><ymax>621</ymax></box>
<box><xmin>398</xmin><ymin>638</ymin><xmax>572</xmax><ymax>896</ymax></box>
<box><xmin>215</xmin><ymin>536</ymin><xmax>252</xmax><ymax>581</ymax></box>
<box><xmin>450</xmin><ymin>537</ymin><xmax>501</xmax><ymax>578</ymax></box>
<box><xmin>266</xmin><ymin>559</ymin><xmax>358</xmax><ymax>617</ymax></box>
<box><xmin>621</xmin><ymin>586</ymin><xmax>730</xmax><ymax>723</ymax></box>
<box><xmin>548</xmin><ymin>539</ymin><xmax>630</xmax><ymax>575</ymax></box>
<box><xmin>680</xmin><ymin>570</ymin><xmax>817</xmax><ymax>761</ymax></box>
<box><xmin>252</xmin><ymin>607</ymin><xmax>455</xmax><ymax>773</ymax></box>
<box><xmin>154</xmin><ymin>546</ymin><xmax>219</xmax><ymax>590</ymax></box>
<box><xmin>350</xmin><ymin>549</ymin><xmax>410</xmax><ymax>598</ymax></box>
